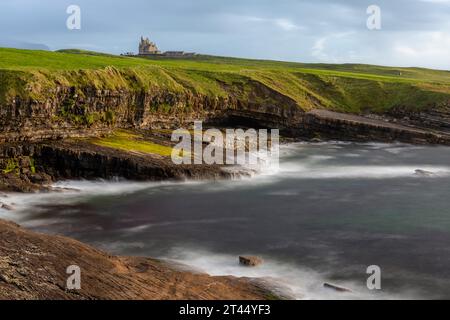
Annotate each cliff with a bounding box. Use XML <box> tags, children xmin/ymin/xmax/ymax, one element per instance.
<box><xmin>1</xmin><ymin>48</ymin><xmax>450</xmax><ymax>191</ymax></box>
<box><xmin>1</xmin><ymin>48</ymin><xmax>450</xmax><ymax>144</ymax></box>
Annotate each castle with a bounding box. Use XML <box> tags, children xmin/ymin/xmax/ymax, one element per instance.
<box><xmin>138</xmin><ymin>36</ymin><xmax>161</xmax><ymax>55</ymax></box>
<box><xmin>135</xmin><ymin>36</ymin><xmax>196</xmax><ymax>57</ymax></box>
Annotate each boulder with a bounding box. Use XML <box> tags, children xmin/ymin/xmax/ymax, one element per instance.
<box><xmin>323</xmin><ymin>282</ymin><xmax>352</xmax><ymax>293</ymax></box>
<box><xmin>239</xmin><ymin>256</ymin><xmax>263</xmax><ymax>267</ymax></box>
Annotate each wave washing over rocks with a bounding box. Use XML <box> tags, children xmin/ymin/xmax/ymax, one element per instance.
<box><xmin>161</xmin><ymin>248</ymin><xmax>422</xmax><ymax>300</ymax></box>
<box><xmin>4</xmin><ymin>142</ymin><xmax>450</xmax><ymax>299</ymax></box>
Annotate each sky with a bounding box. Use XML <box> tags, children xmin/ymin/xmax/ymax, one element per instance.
<box><xmin>1</xmin><ymin>0</ymin><xmax>450</xmax><ymax>69</ymax></box>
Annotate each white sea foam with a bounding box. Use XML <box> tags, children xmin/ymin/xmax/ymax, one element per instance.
<box><xmin>162</xmin><ymin>247</ymin><xmax>419</xmax><ymax>300</ymax></box>
<box><xmin>122</xmin><ymin>217</ymin><xmax>248</xmax><ymax>234</ymax></box>
<box><xmin>2</xmin><ymin>142</ymin><xmax>446</xmax><ymax>219</ymax></box>
<box><xmin>306</xmin><ymin>155</ymin><xmax>336</xmax><ymax>162</ymax></box>
<box><xmin>0</xmin><ymin>179</ymin><xmax>201</xmax><ymax>224</ymax></box>
<box><xmin>278</xmin><ymin>164</ymin><xmax>450</xmax><ymax>179</ymax></box>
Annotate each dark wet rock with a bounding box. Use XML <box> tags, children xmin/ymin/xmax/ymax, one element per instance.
<box><xmin>0</xmin><ymin>173</ymin><xmax>46</xmax><ymax>193</ymax></box>
<box><xmin>0</xmin><ymin>138</ymin><xmax>235</xmax><ymax>193</ymax></box>
<box><xmin>34</xmin><ymin>141</ymin><xmax>232</xmax><ymax>182</ymax></box>
<box><xmin>239</xmin><ymin>256</ymin><xmax>263</xmax><ymax>267</ymax></box>
<box><xmin>28</xmin><ymin>173</ymin><xmax>52</xmax><ymax>184</ymax></box>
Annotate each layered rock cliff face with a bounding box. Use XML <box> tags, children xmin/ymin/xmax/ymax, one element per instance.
<box><xmin>0</xmin><ymin>144</ymin><xmax>53</xmax><ymax>192</ymax></box>
<box><xmin>1</xmin><ymin>68</ymin><xmax>450</xmax><ymax>145</ymax></box>
<box><xmin>303</xmin><ymin>109</ymin><xmax>450</xmax><ymax>144</ymax></box>
<box><xmin>0</xmin><ymin>139</ymin><xmax>237</xmax><ymax>192</ymax></box>
<box><xmin>0</xmin><ymin>77</ymin><xmax>304</xmax><ymax>189</ymax></box>
<box><xmin>2</xmin><ymin>68</ymin><xmax>450</xmax><ymax>191</ymax></box>
<box><xmin>0</xmin><ymin>78</ymin><xmax>305</xmax><ymax>143</ymax></box>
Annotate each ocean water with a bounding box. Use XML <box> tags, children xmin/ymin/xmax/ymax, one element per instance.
<box><xmin>3</xmin><ymin>142</ymin><xmax>450</xmax><ymax>299</ymax></box>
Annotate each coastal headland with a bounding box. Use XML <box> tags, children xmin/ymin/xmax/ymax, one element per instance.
<box><xmin>1</xmin><ymin>48</ymin><xmax>450</xmax><ymax>299</ymax></box>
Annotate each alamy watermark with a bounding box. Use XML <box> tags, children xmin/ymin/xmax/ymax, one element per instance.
<box><xmin>171</xmin><ymin>121</ymin><xmax>279</xmax><ymax>168</ymax></box>
<box><xmin>66</xmin><ymin>265</ymin><xmax>81</xmax><ymax>290</ymax></box>
<box><xmin>66</xmin><ymin>5</ymin><xmax>81</xmax><ymax>30</ymax></box>
<box><xmin>367</xmin><ymin>265</ymin><xmax>382</xmax><ymax>290</ymax></box>
<box><xmin>367</xmin><ymin>5</ymin><xmax>382</xmax><ymax>30</ymax></box>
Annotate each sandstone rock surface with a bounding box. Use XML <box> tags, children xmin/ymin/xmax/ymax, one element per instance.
<box><xmin>0</xmin><ymin>219</ymin><xmax>275</xmax><ymax>300</ymax></box>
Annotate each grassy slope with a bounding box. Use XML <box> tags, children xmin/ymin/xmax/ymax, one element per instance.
<box><xmin>89</xmin><ymin>130</ymin><xmax>174</xmax><ymax>157</ymax></box>
<box><xmin>1</xmin><ymin>47</ymin><xmax>450</xmax><ymax>113</ymax></box>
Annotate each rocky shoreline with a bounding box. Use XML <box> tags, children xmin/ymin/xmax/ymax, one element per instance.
<box><xmin>2</xmin><ymin>106</ymin><xmax>450</xmax><ymax>300</ymax></box>
<box><xmin>0</xmin><ymin>130</ymin><xmax>238</xmax><ymax>193</ymax></box>
<box><xmin>0</xmin><ymin>128</ymin><xmax>281</xmax><ymax>300</ymax></box>
<box><xmin>0</xmin><ymin>219</ymin><xmax>277</xmax><ymax>300</ymax></box>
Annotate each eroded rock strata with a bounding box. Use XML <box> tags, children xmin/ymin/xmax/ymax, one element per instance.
<box><xmin>1</xmin><ymin>80</ymin><xmax>450</xmax><ymax>191</ymax></box>
<box><xmin>2</xmin><ymin>79</ymin><xmax>450</xmax><ymax>144</ymax></box>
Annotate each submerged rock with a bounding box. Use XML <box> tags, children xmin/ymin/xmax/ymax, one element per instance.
<box><xmin>0</xmin><ymin>202</ymin><xmax>14</xmax><ymax>211</ymax></box>
<box><xmin>323</xmin><ymin>282</ymin><xmax>352</xmax><ymax>293</ymax></box>
<box><xmin>415</xmin><ymin>169</ymin><xmax>434</xmax><ymax>177</ymax></box>
<box><xmin>239</xmin><ymin>256</ymin><xmax>263</xmax><ymax>267</ymax></box>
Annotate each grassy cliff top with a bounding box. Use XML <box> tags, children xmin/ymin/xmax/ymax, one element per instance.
<box><xmin>2</xmin><ymin>47</ymin><xmax>450</xmax><ymax>83</ymax></box>
<box><xmin>1</xmin><ymin>47</ymin><xmax>450</xmax><ymax>113</ymax></box>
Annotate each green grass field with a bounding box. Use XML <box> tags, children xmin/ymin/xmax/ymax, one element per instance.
<box><xmin>1</xmin><ymin>47</ymin><xmax>450</xmax><ymax>113</ymax></box>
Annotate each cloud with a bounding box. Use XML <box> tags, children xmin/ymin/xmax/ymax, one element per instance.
<box><xmin>419</xmin><ymin>0</ymin><xmax>450</xmax><ymax>3</ymax></box>
<box><xmin>312</xmin><ymin>38</ymin><xmax>327</xmax><ymax>60</ymax></box>
<box><xmin>0</xmin><ymin>0</ymin><xmax>449</xmax><ymax>69</ymax></box>
<box><xmin>238</xmin><ymin>15</ymin><xmax>303</xmax><ymax>31</ymax></box>
<box><xmin>309</xmin><ymin>30</ymin><xmax>450</xmax><ymax>70</ymax></box>
<box><xmin>274</xmin><ymin>18</ymin><xmax>303</xmax><ymax>31</ymax></box>
<box><xmin>311</xmin><ymin>32</ymin><xmax>357</xmax><ymax>63</ymax></box>
<box><xmin>392</xmin><ymin>31</ymin><xmax>450</xmax><ymax>66</ymax></box>
<box><xmin>394</xmin><ymin>45</ymin><xmax>419</xmax><ymax>56</ymax></box>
